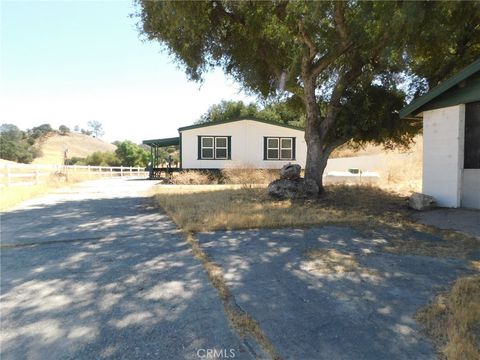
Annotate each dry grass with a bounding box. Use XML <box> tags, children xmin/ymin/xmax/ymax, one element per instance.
<box><xmin>329</xmin><ymin>136</ymin><xmax>423</xmax><ymax>195</ymax></box>
<box><xmin>222</xmin><ymin>167</ymin><xmax>278</xmax><ymax>187</ymax></box>
<box><xmin>170</xmin><ymin>170</ymin><xmax>213</xmax><ymax>185</ymax></box>
<box><xmin>153</xmin><ymin>184</ymin><xmax>479</xmax><ymax>259</ymax></box>
<box><xmin>416</xmin><ymin>275</ymin><xmax>480</xmax><ymax>360</ymax></box>
<box><xmin>378</xmin><ymin>139</ymin><xmax>422</xmax><ymax>195</ymax></box>
<box><xmin>1</xmin><ymin>173</ymin><xmax>100</xmax><ymax>211</ymax></box>
<box><xmin>331</xmin><ymin>135</ymin><xmax>422</xmax><ymax>159</ymax></box>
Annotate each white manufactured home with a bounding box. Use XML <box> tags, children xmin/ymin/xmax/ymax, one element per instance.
<box><xmin>143</xmin><ymin>117</ymin><xmax>307</xmax><ymax>173</ymax></box>
<box><xmin>400</xmin><ymin>59</ymin><xmax>480</xmax><ymax>209</ymax></box>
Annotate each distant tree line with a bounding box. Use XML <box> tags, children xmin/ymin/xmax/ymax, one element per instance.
<box><xmin>65</xmin><ymin>140</ymin><xmax>172</xmax><ymax>168</ymax></box>
<box><xmin>0</xmin><ymin>121</ymin><xmax>107</xmax><ymax>164</ymax></box>
<box><xmin>0</xmin><ymin>123</ymin><xmax>54</xmax><ymax>163</ymax></box>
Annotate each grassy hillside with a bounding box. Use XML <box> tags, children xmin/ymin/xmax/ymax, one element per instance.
<box><xmin>33</xmin><ymin>132</ymin><xmax>116</xmax><ymax>165</ymax></box>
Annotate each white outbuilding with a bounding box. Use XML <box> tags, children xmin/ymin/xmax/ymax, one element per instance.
<box><xmin>400</xmin><ymin>59</ymin><xmax>480</xmax><ymax>209</ymax></box>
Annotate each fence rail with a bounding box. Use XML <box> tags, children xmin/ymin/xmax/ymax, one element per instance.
<box><xmin>0</xmin><ymin>163</ymin><xmax>149</xmax><ymax>187</ymax></box>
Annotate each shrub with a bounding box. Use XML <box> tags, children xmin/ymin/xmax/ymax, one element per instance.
<box><xmin>59</xmin><ymin>125</ymin><xmax>70</xmax><ymax>135</ymax></box>
<box><xmin>84</xmin><ymin>151</ymin><xmax>120</xmax><ymax>166</ymax></box>
<box><xmin>171</xmin><ymin>170</ymin><xmax>212</xmax><ymax>185</ymax></box>
<box><xmin>222</xmin><ymin>167</ymin><xmax>277</xmax><ymax>186</ymax></box>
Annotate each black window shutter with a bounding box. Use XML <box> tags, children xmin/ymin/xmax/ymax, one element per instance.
<box><xmin>197</xmin><ymin>136</ymin><xmax>201</xmax><ymax>160</ymax></box>
<box><xmin>263</xmin><ymin>137</ymin><xmax>267</xmax><ymax>160</ymax></box>
<box><xmin>227</xmin><ymin>136</ymin><xmax>232</xmax><ymax>159</ymax></box>
<box><xmin>292</xmin><ymin>137</ymin><xmax>296</xmax><ymax>160</ymax></box>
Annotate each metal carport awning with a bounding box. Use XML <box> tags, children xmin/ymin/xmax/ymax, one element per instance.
<box><xmin>143</xmin><ymin>137</ymin><xmax>180</xmax><ymax>148</ymax></box>
<box><xmin>142</xmin><ymin>137</ymin><xmax>181</xmax><ymax>179</ymax></box>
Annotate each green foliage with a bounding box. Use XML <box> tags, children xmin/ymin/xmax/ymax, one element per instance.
<box><xmin>334</xmin><ymin>83</ymin><xmax>419</xmax><ymax>149</ymax></box>
<box><xmin>59</xmin><ymin>125</ymin><xmax>70</xmax><ymax>135</ymax></box>
<box><xmin>65</xmin><ymin>156</ymin><xmax>85</xmax><ymax>166</ymax></box>
<box><xmin>66</xmin><ymin>142</ymin><xmax>150</xmax><ymax>167</ymax></box>
<box><xmin>84</xmin><ymin>151</ymin><xmax>120</xmax><ymax>166</ymax></box>
<box><xmin>198</xmin><ymin>100</ymin><xmax>305</xmax><ymax>127</ymax></box>
<box><xmin>406</xmin><ymin>1</ymin><xmax>480</xmax><ymax>89</ymax></box>
<box><xmin>197</xmin><ymin>100</ymin><xmax>258</xmax><ymax>124</ymax></box>
<box><xmin>27</xmin><ymin>123</ymin><xmax>53</xmax><ymax>142</ymax></box>
<box><xmin>81</xmin><ymin>128</ymin><xmax>92</xmax><ymax>136</ymax></box>
<box><xmin>137</xmin><ymin>1</ymin><xmax>479</xmax><ymax>147</ymax></box>
<box><xmin>114</xmin><ymin>140</ymin><xmax>149</xmax><ymax>167</ymax></box>
<box><xmin>0</xmin><ymin>124</ymin><xmax>41</xmax><ymax>163</ymax></box>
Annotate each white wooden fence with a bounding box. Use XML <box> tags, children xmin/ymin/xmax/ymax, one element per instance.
<box><xmin>0</xmin><ymin>163</ymin><xmax>149</xmax><ymax>187</ymax></box>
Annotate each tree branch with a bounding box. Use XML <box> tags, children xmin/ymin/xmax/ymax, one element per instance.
<box><xmin>298</xmin><ymin>18</ymin><xmax>317</xmax><ymax>62</ymax></box>
<box><xmin>311</xmin><ymin>43</ymin><xmax>353</xmax><ymax>78</ymax></box>
<box><xmin>211</xmin><ymin>1</ymin><xmax>244</xmax><ymax>24</ymax></box>
<box><xmin>333</xmin><ymin>1</ymin><xmax>349</xmax><ymax>47</ymax></box>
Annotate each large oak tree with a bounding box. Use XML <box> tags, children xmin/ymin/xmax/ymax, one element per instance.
<box><xmin>136</xmin><ymin>0</ymin><xmax>480</xmax><ymax>194</ymax></box>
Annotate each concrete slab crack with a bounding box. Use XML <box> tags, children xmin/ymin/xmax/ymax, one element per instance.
<box><xmin>184</xmin><ymin>233</ymin><xmax>282</xmax><ymax>360</ymax></box>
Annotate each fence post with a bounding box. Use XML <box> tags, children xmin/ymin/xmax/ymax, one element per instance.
<box><xmin>137</xmin><ymin>167</ymin><xmax>140</xmax><ymax>176</ymax></box>
<box><xmin>120</xmin><ymin>166</ymin><xmax>124</xmax><ymax>177</ymax></box>
<box><xmin>110</xmin><ymin>167</ymin><xmax>113</xmax><ymax>178</ymax></box>
<box><xmin>35</xmin><ymin>165</ymin><xmax>40</xmax><ymax>185</ymax></box>
<box><xmin>130</xmin><ymin>167</ymin><xmax>133</xmax><ymax>177</ymax></box>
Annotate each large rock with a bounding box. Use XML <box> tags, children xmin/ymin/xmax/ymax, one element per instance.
<box><xmin>267</xmin><ymin>178</ymin><xmax>319</xmax><ymax>199</ymax></box>
<box><xmin>409</xmin><ymin>192</ymin><xmax>437</xmax><ymax>211</ymax></box>
<box><xmin>280</xmin><ymin>164</ymin><xmax>301</xmax><ymax>180</ymax></box>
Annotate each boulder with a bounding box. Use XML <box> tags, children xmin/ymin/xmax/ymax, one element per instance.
<box><xmin>409</xmin><ymin>192</ymin><xmax>436</xmax><ymax>211</ymax></box>
<box><xmin>267</xmin><ymin>178</ymin><xmax>319</xmax><ymax>199</ymax></box>
<box><xmin>279</xmin><ymin>164</ymin><xmax>301</xmax><ymax>180</ymax></box>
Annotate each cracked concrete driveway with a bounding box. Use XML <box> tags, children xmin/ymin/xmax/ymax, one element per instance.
<box><xmin>197</xmin><ymin>227</ymin><xmax>476</xmax><ymax>360</ymax></box>
<box><xmin>0</xmin><ymin>179</ymin><xmax>250</xmax><ymax>360</ymax></box>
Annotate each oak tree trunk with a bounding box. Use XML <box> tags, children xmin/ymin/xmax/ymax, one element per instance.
<box><xmin>303</xmin><ymin>76</ymin><xmax>330</xmax><ymax>195</ymax></box>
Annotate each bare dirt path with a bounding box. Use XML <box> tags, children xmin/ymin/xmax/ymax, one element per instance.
<box><xmin>1</xmin><ymin>179</ymin><xmax>250</xmax><ymax>360</ymax></box>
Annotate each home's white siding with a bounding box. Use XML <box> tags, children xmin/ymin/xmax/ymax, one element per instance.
<box><xmin>462</xmin><ymin>169</ymin><xmax>480</xmax><ymax>209</ymax></box>
<box><xmin>180</xmin><ymin>120</ymin><xmax>306</xmax><ymax>169</ymax></box>
<box><xmin>422</xmin><ymin>105</ymin><xmax>465</xmax><ymax>207</ymax></box>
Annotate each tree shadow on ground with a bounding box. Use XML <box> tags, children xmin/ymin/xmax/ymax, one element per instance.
<box><xmin>197</xmin><ymin>226</ymin><xmax>477</xmax><ymax>360</ymax></box>
<box><xmin>1</xmin><ymin>195</ymin><xmax>248</xmax><ymax>360</ymax></box>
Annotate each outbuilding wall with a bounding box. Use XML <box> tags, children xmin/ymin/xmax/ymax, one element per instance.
<box><xmin>180</xmin><ymin>120</ymin><xmax>307</xmax><ymax>169</ymax></box>
<box><xmin>422</xmin><ymin>105</ymin><xmax>465</xmax><ymax>207</ymax></box>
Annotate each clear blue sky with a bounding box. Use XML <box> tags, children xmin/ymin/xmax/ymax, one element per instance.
<box><xmin>0</xmin><ymin>0</ymin><xmax>256</xmax><ymax>142</ymax></box>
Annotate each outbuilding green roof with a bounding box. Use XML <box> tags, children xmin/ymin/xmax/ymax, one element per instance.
<box><xmin>400</xmin><ymin>58</ymin><xmax>480</xmax><ymax>119</ymax></box>
<box><xmin>178</xmin><ymin>117</ymin><xmax>304</xmax><ymax>132</ymax></box>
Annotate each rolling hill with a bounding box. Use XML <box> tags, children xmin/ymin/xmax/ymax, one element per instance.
<box><xmin>32</xmin><ymin>132</ymin><xmax>116</xmax><ymax>165</ymax></box>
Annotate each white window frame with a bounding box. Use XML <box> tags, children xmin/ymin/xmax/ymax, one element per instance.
<box><xmin>215</xmin><ymin>137</ymin><xmax>228</xmax><ymax>159</ymax></box>
<box><xmin>280</xmin><ymin>138</ymin><xmax>293</xmax><ymax>160</ymax></box>
<box><xmin>266</xmin><ymin>137</ymin><xmax>279</xmax><ymax>160</ymax></box>
<box><xmin>201</xmin><ymin>136</ymin><xmax>214</xmax><ymax>159</ymax></box>
<box><xmin>266</xmin><ymin>137</ymin><xmax>294</xmax><ymax>160</ymax></box>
